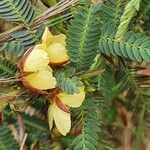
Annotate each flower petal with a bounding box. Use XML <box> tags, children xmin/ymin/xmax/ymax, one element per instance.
<box><xmin>48</xmin><ymin>105</ymin><xmax>54</xmax><ymax>130</ymax></box>
<box><xmin>57</xmin><ymin>86</ymin><xmax>85</xmax><ymax>108</ymax></box>
<box><xmin>34</xmin><ymin>44</ymin><xmax>47</xmax><ymax>51</ymax></box>
<box><xmin>47</xmin><ymin>43</ymin><xmax>69</xmax><ymax>64</ymax></box>
<box><xmin>52</xmin><ymin>102</ymin><xmax>71</xmax><ymax>136</ymax></box>
<box><xmin>45</xmin><ymin>65</ymin><xmax>53</xmax><ymax>73</ymax></box>
<box><xmin>52</xmin><ymin>34</ymin><xmax>66</xmax><ymax>46</ymax></box>
<box><xmin>23</xmin><ymin>48</ymin><xmax>49</xmax><ymax>72</ymax></box>
<box><xmin>24</xmin><ymin>70</ymin><xmax>57</xmax><ymax>90</ymax></box>
<box><xmin>42</xmin><ymin>27</ymin><xmax>53</xmax><ymax>46</ymax></box>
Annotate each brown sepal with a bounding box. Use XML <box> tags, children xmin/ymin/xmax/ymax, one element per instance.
<box><xmin>55</xmin><ymin>96</ymin><xmax>70</xmax><ymax>114</ymax></box>
<box><xmin>49</xmin><ymin>60</ymin><xmax>69</xmax><ymax>68</ymax></box>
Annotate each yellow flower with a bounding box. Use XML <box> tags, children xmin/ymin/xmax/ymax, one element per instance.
<box><xmin>48</xmin><ymin>86</ymin><xmax>85</xmax><ymax>136</ymax></box>
<box><xmin>20</xmin><ymin>47</ymin><xmax>56</xmax><ymax>90</ymax></box>
<box><xmin>40</xmin><ymin>27</ymin><xmax>69</xmax><ymax>66</ymax></box>
<box><xmin>20</xmin><ymin>27</ymin><xmax>69</xmax><ymax>90</ymax></box>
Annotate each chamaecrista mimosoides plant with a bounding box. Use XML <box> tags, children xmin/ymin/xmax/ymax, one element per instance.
<box><xmin>19</xmin><ymin>27</ymin><xmax>86</xmax><ymax>136</ymax></box>
<box><xmin>0</xmin><ymin>0</ymin><xmax>150</xmax><ymax>149</ymax></box>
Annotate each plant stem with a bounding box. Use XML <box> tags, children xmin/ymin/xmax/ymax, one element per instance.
<box><xmin>20</xmin><ymin>133</ymin><xmax>27</xmax><ymax>150</ymax></box>
<box><xmin>76</xmin><ymin>69</ymin><xmax>105</xmax><ymax>79</ymax></box>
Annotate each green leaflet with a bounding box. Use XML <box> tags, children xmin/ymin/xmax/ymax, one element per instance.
<box><xmin>12</xmin><ymin>29</ymin><xmax>37</xmax><ymax>50</ymax></box>
<box><xmin>140</xmin><ymin>0</ymin><xmax>150</xmax><ymax>17</ymax></box>
<box><xmin>0</xmin><ymin>42</ymin><xmax>25</xmax><ymax>62</ymax></box>
<box><xmin>98</xmin><ymin>64</ymin><xmax>129</xmax><ymax>99</ymax></box>
<box><xmin>99</xmin><ymin>23</ymin><xmax>150</xmax><ymax>62</ymax></box>
<box><xmin>54</xmin><ymin>68</ymin><xmax>81</xmax><ymax>94</ymax></box>
<box><xmin>115</xmin><ymin>0</ymin><xmax>141</xmax><ymax>40</ymax></box>
<box><xmin>100</xmin><ymin>0</ymin><xmax>125</xmax><ymax>23</ymax></box>
<box><xmin>15</xmin><ymin>113</ymin><xmax>49</xmax><ymax>145</ymax></box>
<box><xmin>122</xmin><ymin>65</ymin><xmax>149</xmax><ymax>150</ymax></box>
<box><xmin>0</xmin><ymin>58</ymin><xmax>17</xmax><ymax>79</ymax></box>
<box><xmin>0</xmin><ymin>0</ymin><xmax>40</xmax><ymax>51</ymax></box>
<box><xmin>24</xmin><ymin>114</ymin><xmax>49</xmax><ymax>132</ymax></box>
<box><xmin>67</xmin><ymin>4</ymin><xmax>101</xmax><ymax>69</ymax></box>
<box><xmin>12</xmin><ymin>25</ymin><xmax>45</xmax><ymax>50</ymax></box>
<box><xmin>72</xmin><ymin>98</ymin><xmax>100</xmax><ymax>150</ymax></box>
<box><xmin>0</xmin><ymin>0</ymin><xmax>34</xmax><ymax>26</ymax></box>
<box><xmin>97</xmin><ymin>96</ymin><xmax>115</xmax><ymax>150</ymax></box>
<box><xmin>0</xmin><ymin>123</ymin><xmax>19</xmax><ymax>150</ymax></box>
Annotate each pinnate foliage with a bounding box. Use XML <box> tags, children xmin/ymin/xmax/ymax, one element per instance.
<box><xmin>115</xmin><ymin>0</ymin><xmax>141</xmax><ymax>40</ymax></box>
<box><xmin>12</xmin><ymin>25</ymin><xmax>44</xmax><ymax>50</ymax></box>
<box><xmin>54</xmin><ymin>67</ymin><xmax>81</xmax><ymax>94</ymax></box>
<box><xmin>0</xmin><ymin>58</ymin><xmax>17</xmax><ymax>79</ymax></box>
<box><xmin>0</xmin><ymin>0</ymin><xmax>150</xmax><ymax>149</ymax></box>
<box><xmin>67</xmin><ymin>4</ymin><xmax>101</xmax><ymax>70</ymax></box>
<box><xmin>0</xmin><ymin>0</ymin><xmax>34</xmax><ymax>25</ymax></box>
<box><xmin>0</xmin><ymin>123</ymin><xmax>19</xmax><ymax>150</ymax></box>
<box><xmin>72</xmin><ymin>98</ymin><xmax>100</xmax><ymax>150</ymax></box>
<box><xmin>0</xmin><ymin>42</ymin><xmax>25</xmax><ymax>61</ymax></box>
<box><xmin>100</xmin><ymin>0</ymin><xmax>125</xmax><ymax>23</ymax></box>
<box><xmin>99</xmin><ymin>23</ymin><xmax>150</xmax><ymax>62</ymax></box>
<box><xmin>98</xmin><ymin>64</ymin><xmax>129</xmax><ymax>99</ymax></box>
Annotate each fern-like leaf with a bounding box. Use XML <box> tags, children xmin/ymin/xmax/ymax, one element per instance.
<box><xmin>54</xmin><ymin>68</ymin><xmax>81</xmax><ymax>94</ymax></box>
<box><xmin>24</xmin><ymin>114</ymin><xmax>49</xmax><ymax>132</ymax></box>
<box><xmin>0</xmin><ymin>0</ymin><xmax>34</xmax><ymax>25</ymax></box>
<box><xmin>12</xmin><ymin>25</ymin><xmax>44</xmax><ymax>50</ymax></box>
<box><xmin>24</xmin><ymin>114</ymin><xmax>49</xmax><ymax>143</ymax></box>
<box><xmin>0</xmin><ymin>123</ymin><xmax>19</xmax><ymax>150</ymax></box>
<box><xmin>67</xmin><ymin>4</ymin><xmax>101</xmax><ymax>69</ymax></box>
<box><xmin>99</xmin><ymin>23</ymin><xmax>150</xmax><ymax>62</ymax></box>
<box><xmin>121</xmin><ymin>64</ymin><xmax>149</xmax><ymax>150</ymax></box>
<box><xmin>96</xmin><ymin>96</ymin><xmax>115</xmax><ymax>150</ymax></box>
<box><xmin>98</xmin><ymin>64</ymin><xmax>128</xmax><ymax>99</ymax></box>
<box><xmin>0</xmin><ymin>58</ymin><xmax>17</xmax><ymax>79</ymax></box>
<box><xmin>0</xmin><ymin>42</ymin><xmax>25</xmax><ymax>61</ymax></box>
<box><xmin>115</xmin><ymin>0</ymin><xmax>141</xmax><ymax>41</ymax></box>
<box><xmin>100</xmin><ymin>0</ymin><xmax>125</xmax><ymax>23</ymax></box>
<box><xmin>72</xmin><ymin>98</ymin><xmax>100</xmax><ymax>150</ymax></box>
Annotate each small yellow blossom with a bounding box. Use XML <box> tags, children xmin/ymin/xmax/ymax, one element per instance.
<box><xmin>19</xmin><ymin>27</ymin><xmax>85</xmax><ymax>136</ymax></box>
<box><xmin>48</xmin><ymin>86</ymin><xmax>85</xmax><ymax>136</ymax></box>
<box><xmin>20</xmin><ymin>27</ymin><xmax>69</xmax><ymax>90</ymax></box>
<box><xmin>20</xmin><ymin>47</ymin><xmax>56</xmax><ymax>90</ymax></box>
<box><xmin>41</xmin><ymin>27</ymin><xmax>69</xmax><ymax>66</ymax></box>
<box><xmin>24</xmin><ymin>70</ymin><xmax>56</xmax><ymax>90</ymax></box>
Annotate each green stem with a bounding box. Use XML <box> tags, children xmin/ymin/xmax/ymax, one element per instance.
<box><xmin>47</xmin><ymin>0</ymin><xmax>57</xmax><ymax>6</ymax></box>
<box><xmin>75</xmin><ymin>69</ymin><xmax>105</xmax><ymax>79</ymax></box>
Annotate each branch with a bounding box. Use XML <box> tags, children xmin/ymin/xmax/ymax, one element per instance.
<box><xmin>20</xmin><ymin>133</ymin><xmax>27</xmax><ymax>150</ymax></box>
<box><xmin>75</xmin><ymin>69</ymin><xmax>105</xmax><ymax>79</ymax></box>
<box><xmin>17</xmin><ymin>113</ymin><xmax>25</xmax><ymax>144</ymax></box>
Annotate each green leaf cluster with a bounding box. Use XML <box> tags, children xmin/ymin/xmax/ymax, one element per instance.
<box><xmin>0</xmin><ymin>123</ymin><xmax>19</xmax><ymax>150</ymax></box>
<box><xmin>67</xmin><ymin>5</ymin><xmax>101</xmax><ymax>69</ymax></box>
<box><xmin>72</xmin><ymin>98</ymin><xmax>100</xmax><ymax>150</ymax></box>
